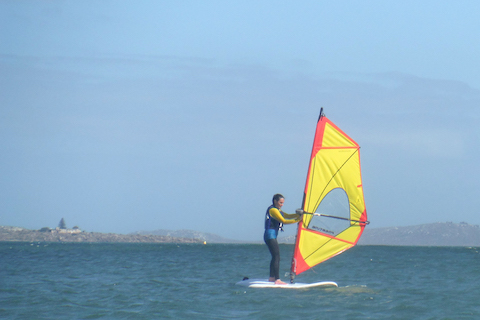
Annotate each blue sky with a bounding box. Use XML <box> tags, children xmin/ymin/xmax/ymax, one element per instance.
<box><xmin>1</xmin><ymin>1</ymin><xmax>479</xmax><ymax>241</ymax></box>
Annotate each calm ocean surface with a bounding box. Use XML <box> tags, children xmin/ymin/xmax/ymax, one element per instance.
<box><xmin>1</xmin><ymin>242</ymin><xmax>479</xmax><ymax>319</ymax></box>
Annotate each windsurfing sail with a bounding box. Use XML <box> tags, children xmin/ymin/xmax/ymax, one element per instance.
<box><xmin>291</xmin><ymin>108</ymin><xmax>368</xmax><ymax>279</ymax></box>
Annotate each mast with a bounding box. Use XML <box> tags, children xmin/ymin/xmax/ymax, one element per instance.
<box><xmin>290</xmin><ymin>107</ymin><xmax>324</xmax><ymax>283</ymax></box>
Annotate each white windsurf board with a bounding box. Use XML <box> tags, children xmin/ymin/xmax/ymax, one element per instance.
<box><xmin>235</xmin><ymin>278</ymin><xmax>338</xmax><ymax>289</ymax></box>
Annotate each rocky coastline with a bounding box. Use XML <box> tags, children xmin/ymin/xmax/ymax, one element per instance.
<box><xmin>3</xmin><ymin>222</ymin><xmax>480</xmax><ymax>246</ymax></box>
<box><xmin>0</xmin><ymin>226</ymin><xmax>202</xmax><ymax>244</ymax></box>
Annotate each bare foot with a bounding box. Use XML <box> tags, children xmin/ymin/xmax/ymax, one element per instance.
<box><xmin>274</xmin><ymin>279</ymin><xmax>287</xmax><ymax>285</ymax></box>
<box><xmin>268</xmin><ymin>277</ymin><xmax>275</xmax><ymax>282</ymax></box>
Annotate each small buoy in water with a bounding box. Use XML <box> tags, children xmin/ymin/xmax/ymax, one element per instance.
<box><xmin>203</xmin><ymin>241</ymin><xmax>207</xmax><ymax>245</ymax></box>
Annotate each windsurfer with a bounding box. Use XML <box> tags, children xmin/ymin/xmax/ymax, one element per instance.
<box><xmin>264</xmin><ymin>194</ymin><xmax>302</xmax><ymax>285</ymax></box>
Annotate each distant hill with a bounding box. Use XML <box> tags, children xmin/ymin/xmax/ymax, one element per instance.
<box><xmin>358</xmin><ymin>222</ymin><xmax>480</xmax><ymax>246</ymax></box>
<box><xmin>279</xmin><ymin>222</ymin><xmax>480</xmax><ymax>246</ymax></box>
<box><xmin>131</xmin><ymin>229</ymin><xmax>242</xmax><ymax>244</ymax></box>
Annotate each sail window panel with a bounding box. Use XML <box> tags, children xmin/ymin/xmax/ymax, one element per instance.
<box><xmin>308</xmin><ymin>188</ymin><xmax>350</xmax><ymax>236</ymax></box>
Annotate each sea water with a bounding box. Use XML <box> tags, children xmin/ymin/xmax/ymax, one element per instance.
<box><xmin>1</xmin><ymin>242</ymin><xmax>479</xmax><ymax>319</ymax></box>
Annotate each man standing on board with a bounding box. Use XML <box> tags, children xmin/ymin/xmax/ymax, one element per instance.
<box><xmin>264</xmin><ymin>194</ymin><xmax>302</xmax><ymax>284</ymax></box>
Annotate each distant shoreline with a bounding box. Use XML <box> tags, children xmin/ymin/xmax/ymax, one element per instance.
<box><xmin>357</xmin><ymin>222</ymin><xmax>480</xmax><ymax>246</ymax></box>
<box><xmin>278</xmin><ymin>222</ymin><xmax>480</xmax><ymax>247</ymax></box>
<box><xmin>0</xmin><ymin>226</ymin><xmax>202</xmax><ymax>244</ymax></box>
<box><xmin>2</xmin><ymin>222</ymin><xmax>480</xmax><ymax>246</ymax></box>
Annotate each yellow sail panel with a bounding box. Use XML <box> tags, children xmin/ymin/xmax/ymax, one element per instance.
<box><xmin>303</xmin><ymin>148</ymin><xmax>362</xmax><ymax>217</ymax></box>
<box><xmin>296</xmin><ymin>228</ymin><xmax>354</xmax><ymax>269</ymax></box>
<box><xmin>292</xmin><ymin>110</ymin><xmax>367</xmax><ymax>276</ymax></box>
<box><xmin>322</xmin><ymin>123</ymin><xmax>357</xmax><ymax>148</ymax></box>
